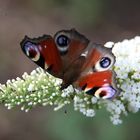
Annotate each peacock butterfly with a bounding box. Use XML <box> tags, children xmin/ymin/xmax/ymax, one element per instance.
<box><xmin>20</xmin><ymin>29</ymin><xmax>119</xmax><ymax>99</ymax></box>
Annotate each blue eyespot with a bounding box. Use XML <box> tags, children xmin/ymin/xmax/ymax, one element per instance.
<box><xmin>100</xmin><ymin>57</ymin><xmax>111</xmax><ymax>68</ymax></box>
<box><xmin>24</xmin><ymin>42</ymin><xmax>40</xmax><ymax>61</ymax></box>
<box><xmin>56</xmin><ymin>35</ymin><xmax>69</xmax><ymax>47</ymax></box>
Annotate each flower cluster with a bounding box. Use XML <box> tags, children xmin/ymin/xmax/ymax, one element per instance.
<box><xmin>0</xmin><ymin>68</ymin><xmax>72</xmax><ymax>112</ymax></box>
<box><xmin>0</xmin><ymin>36</ymin><xmax>140</xmax><ymax>125</ymax></box>
<box><xmin>105</xmin><ymin>36</ymin><xmax>140</xmax><ymax>124</ymax></box>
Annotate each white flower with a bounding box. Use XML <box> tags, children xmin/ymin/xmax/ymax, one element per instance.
<box><xmin>110</xmin><ymin>115</ymin><xmax>122</xmax><ymax>125</ymax></box>
<box><xmin>27</xmin><ymin>84</ymin><xmax>34</xmax><ymax>92</ymax></box>
<box><xmin>86</xmin><ymin>109</ymin><xmax>95</xmax><ymax>117</ymax></box>
<box><xmin>91</xmin><ymin>97</ymin><xmax>98</xmax><ymax>104</ymax></box>
<box><xmin>54</xmin><ymin>104</ymin><xmax>65</xmax><ymax>111</ymax></box>
<box><xmin>104</xmin><ymin>41</ymin><xmax>114</xmax><ymax>48</ymax></box>
<box><xmin>1</xmin><ymin>36</ymin><xmax>140</xmax><ymax>125</ymax></box>
<box><xmin>128</xmin><ymin>102</ymin><xmax>139</xmax><ymax>113</ymax></box>
<box><xmin>61</xmin><ymin>85</ymin><xmax>74</xmax><ymax>97</ymax></box>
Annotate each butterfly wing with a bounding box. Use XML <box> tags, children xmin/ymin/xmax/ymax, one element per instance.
<box><xmin>52</xmin><ymin>29</ymin><xmax>90</xmax><ymax>88</ymax></box>
<box><xmin>76</xmin><ymin>71</ymin><xmax>118</xmax><ymax>99</ymax></box>
<box><xmin>20</xmin><ymin>35</ymin><xmax>63</xmax><ymax>78</ymax></box>
<box><xmin>74</xmin><ymin>43</ymin><xmax>119</xmax><ymax>99</ymax></box>
<box><xmin>53</xmin><ymin>29</ymin><xmax>89</xmax><ymax>70</ymax></box>
<box><xmin>20</xmin><ymin>29</ymin><xmax>119</xmax><ymax>99</ymax></box>
<box><xmin>20</xmin><ymin>29</ymin><xmax>89</xmax><ymax>80</ymax></box>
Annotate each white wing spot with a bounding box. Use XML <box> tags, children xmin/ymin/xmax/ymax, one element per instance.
<box><xmin>81</xmin><ymin>50</ymin><xmax>88</xmax><ymax>57</ymax></box>
<box><xmin>45</xmin><ymin>63</ymin><xmax>49</xmax><ymax>69</ymax></box>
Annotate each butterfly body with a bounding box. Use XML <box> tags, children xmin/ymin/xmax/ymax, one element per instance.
<box><xmin>20</xmin><ymin>29</ymin><xmax>119</xmax><ymax>99</ymax></box>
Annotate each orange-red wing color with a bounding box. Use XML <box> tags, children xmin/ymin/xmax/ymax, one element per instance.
<box><xmin>21</xmin><ymin>29</ymin><xmax>119</xmax><ymax>99</ymax></box>
<box><xmin>20</xmin><ymin>35</ymin><xmax>63</xmax><ymax>78</ymax></box>
<box><xmin>76</xmin><ymin>71</ymin><xmax>118</xmax><ymax>99</ymax></box>
<box><xmin>78</xmin><ymin>71</ymin><xmax>113</xmax><ymax>89</ymax></box>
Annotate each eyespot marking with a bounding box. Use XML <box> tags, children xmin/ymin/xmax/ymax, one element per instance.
<box><xmin>24</xmin><ymin>42</ymin><xmax>40</xmax><ymax>62</ymax></box>
<box><xmin>95</xmin><ymin>85</ymin><xmax>116</xmax><ymax>99</ymax></box>
<box><xmin>95</xmin><ymin>56</ymin><xmax>114</xmax><ymax>71</ymax></box>
<box><xmin>54</xmin><ymin>33</ymin><xmax>70</xmax><ymax>54</ymax></box>
<box><xmin>56</xmin><ymin>35</ymin><xmax>70</xmax><ymax>47</ymax></box>
<box><xmin>100</xmin><ymin>57</ymin><xmax>111</xmax><ymax>68</ymax></box>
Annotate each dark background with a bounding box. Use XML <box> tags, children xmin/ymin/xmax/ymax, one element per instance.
<box><xmin>0</xmin><ymin>0</ymin><xmax>140</xmax><ymax>140</ymax></box>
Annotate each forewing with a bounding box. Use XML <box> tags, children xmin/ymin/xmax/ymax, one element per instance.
<box><xmin>20</xmin><ymin>35</ymin><xmax>63</xmax><ymax>78</ymax></box>
<box><xmin>54</xmin><ymin>29</ymin><xmax>89</xmax><ymax>71</ymax></box>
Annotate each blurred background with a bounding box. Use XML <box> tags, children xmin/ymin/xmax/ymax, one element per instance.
<box><xmin>0</xmin><ymin>0</ymin><xmax>140</xmax><ymax>139</ymax></box>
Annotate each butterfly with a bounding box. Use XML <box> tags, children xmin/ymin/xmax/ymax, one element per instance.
<box><xmin>20</xmin><ymin>29</ymin><xmax>119</xmax><ymax>99</ymax></box>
